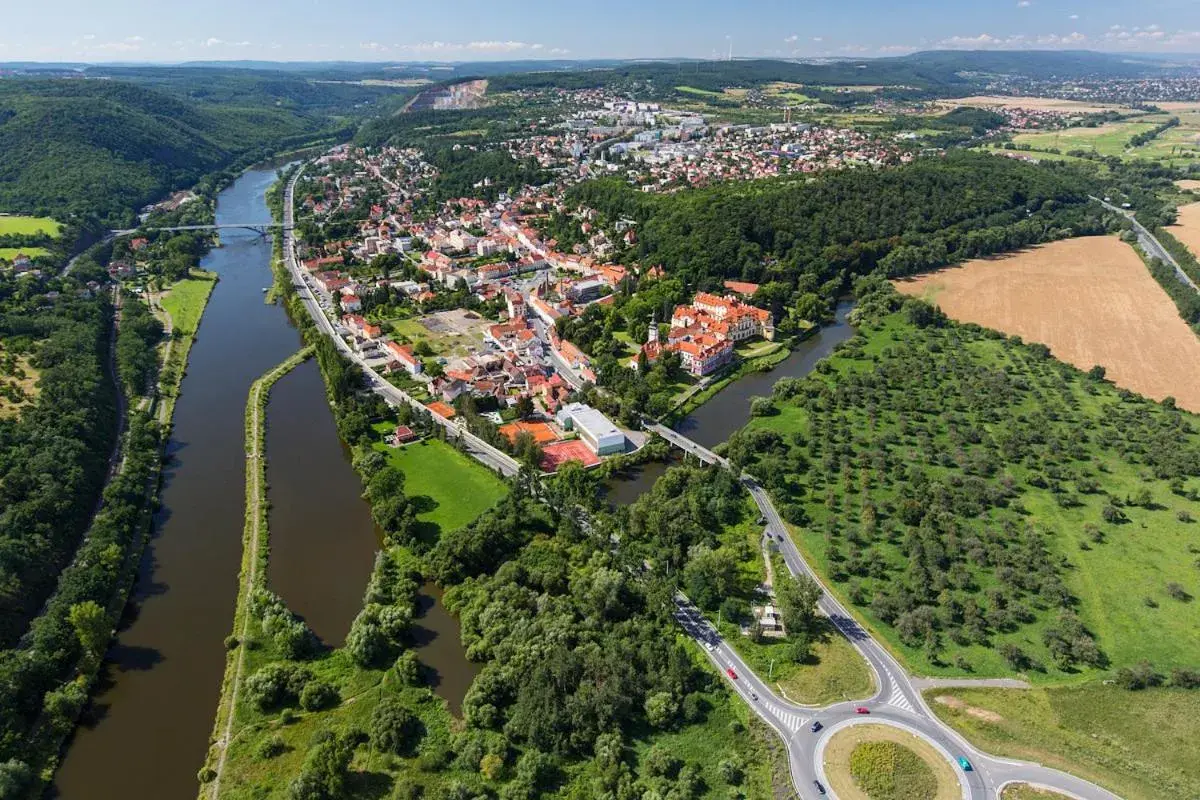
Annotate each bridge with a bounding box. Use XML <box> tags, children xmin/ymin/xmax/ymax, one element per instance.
<box><xmin>643</xmin><ymin>422</ymin><xmax>729</xmax><ymax>467</ymax></box>
<box><xmin>112</xmin><ymin>222</ymin><xmax>293</xmax><ymax>238</ymax></box>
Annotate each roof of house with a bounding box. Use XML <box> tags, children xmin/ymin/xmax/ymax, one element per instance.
<box><xmin>426</xmin><ymin>401</ymin><xmax>457</xmax><ymax>419</ymax></box>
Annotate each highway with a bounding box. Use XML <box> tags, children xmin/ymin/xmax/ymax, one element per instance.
<box><xmin>279</xmin><ymin>166</ymin><xmax>521</xmax><ymax>478</ymax></box>
<box><xmin>1093</xmin><ymin>195</ymin><xmax>1199</xmax><ymax>292</ymax></box>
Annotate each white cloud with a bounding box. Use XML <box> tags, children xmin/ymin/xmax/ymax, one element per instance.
<box><xmin>360</xmin><ymin>41</ymin><xmax>389</xmax><ymax>51</ymax></box>
<box><xmin>465</xmin><ymin>40</ymin><xmax>534</xmax><ymax>52</ymax></box>
<box><xmin>204</xmin><ymin>37</ymin><xmax>224</xmax><ymax>47</ymax></box>
<box><xmin>393</xmin><ymin>40</ymin><xmax>559</xmax><ymax>55</ymax></box>
<box><xmin>1017</xmin><ymin>0</ymin><xmax>1032</xmax><ymax>7</ymax></box>
<box><xmin>784</xmin><ymin>34</ymin><xmax>798</xmax><ymax>43</ymax></box>
<box><xmin>812</xmin><ymin>36</ymin><xmax>824</xmax><ymax>42</ymax></box>
<box><xmin>92</xmin><ymin>35</ymin><xmax>146</xmax><ymax>53</ymax></box>
<box><xmin>1069</xmin><ymin>13</ymin><xmax>1079</xmax><ymax>19</ymax></box>
<box><xmin>82</xmin><ymin>34</ymin><xmax>96</xmax><ymax>41</ymax></box>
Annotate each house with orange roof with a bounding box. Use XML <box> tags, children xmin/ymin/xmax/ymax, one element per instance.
<box><xmin>385</xmin><ymin>341</ymin><xmax>422</xmax><ymax>375</ymax></box>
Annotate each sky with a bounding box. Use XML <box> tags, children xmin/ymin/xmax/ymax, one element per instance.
<box><xmin>2</xmin><ymin>0</ymin><xmax>1200</xmax><ymax>63</ymax></box>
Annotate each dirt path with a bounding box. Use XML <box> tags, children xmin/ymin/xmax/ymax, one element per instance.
<box><xmin>205</xmin><ymin>349</ymin><xmax>310</xmax><ymax>799</ymax></box>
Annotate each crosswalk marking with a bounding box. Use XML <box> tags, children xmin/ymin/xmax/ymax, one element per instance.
<box><xmin>776</xmin><ymin>709</ymin><xmax>804</xmax><ymax>732</ymax></box>
<box><xmin>887</xmin><ymin>684</ymin><xmax>916</xmax><ymax>713</ymax></box>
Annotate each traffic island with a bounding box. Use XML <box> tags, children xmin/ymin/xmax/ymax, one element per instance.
<box><xmin>1000</xmin><ymin>784</ymin><xmax>1076</xmax><ymax>800</ymax></box>
<box><xmin>823</xmin><ymin>723</ymin><xmax>961</xmax><ymax>800</ymax></box>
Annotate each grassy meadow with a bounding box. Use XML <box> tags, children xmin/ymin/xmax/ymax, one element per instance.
<box><xmin>927</xmin><ymin>684</ymin><xmax>1200</xmax><ymax>800</ymax></box>
<box><xmin>0</xmin><ymin>215</ymin><xmax>61</xmax><ymax>237</ymax></box>
<box><xmin>370</xmin><ymin>433</ymin><xmax>508</xmax><ymax>535</ymax></box>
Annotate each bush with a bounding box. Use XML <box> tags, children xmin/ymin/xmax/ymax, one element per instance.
<box><xmin>256</xmin><ymin>734</ymin><xmax>288</xmax><ymax>760</ymax></box>
<box><xmin>244</xmin><ymin>663</ymin><xmax>312</xmax><ymax>711</ymax></box>
<box><xmin>299</xmin><ymin>680</ymin><xmax>340</xmax><ymax>711</ymax></box>
<box><xmin>1115</xmin><ymin>660</ymin><xmax>1164</xmax><ymax>690</ymax></box>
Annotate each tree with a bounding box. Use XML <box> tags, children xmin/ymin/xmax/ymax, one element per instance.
<box><xmin>515</xmin><ymin>394</ymin><xmax>535</xmax><ymax>420</ymax></box>
<box><xmin>68</xmin><ymin>600</ymin><xmax>110</xmax><ymax>668</ymax></box>
<box><xmin>1087</xmin><ymin>365</ymin><xmax>1107</xmax><ymax>381</ymax></box>
<box><xmin>288</xmin><ymin>732</ymin><xmax>356</xmax><ymax>800</ymax></box>
<box><xmin>480</xmin><ymin>752</ymin><xmax>504</xmax><ymax>781</ymax></box>
<box><xmin>644</xmin><ymin>691</ymin><xmax>679</xmax><ymax>729</ymax></box>
<box><xmin>776</xmin><ymin>572</ymin><xmax>822</xmax><ymax>639</ymax></box>
<box><xmin>299</xmin><ymin>680</ymin><xmax>339</xmax><ymax>711</ymax></box>
<box><xmin>371</xmin><ymin>696</ymin><xmax>422</xmax><ymax>755</ymax></box>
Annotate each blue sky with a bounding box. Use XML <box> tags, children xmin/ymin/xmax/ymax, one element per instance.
<box><xmin>2</xmin><ymin>0</ymin><xmax>1199</xmax><ymax>62</ymax></box>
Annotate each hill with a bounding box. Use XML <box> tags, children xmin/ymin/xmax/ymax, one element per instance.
<box><xmin>0</xmin><ymin>78</ymin><xmax>360</xmax><ymax>226</ymax></box>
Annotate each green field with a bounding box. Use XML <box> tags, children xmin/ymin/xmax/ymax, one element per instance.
<box><xmin>1012</xmin><ymin>120</ymin><xmax>1158</xmax><ymax>158</ymax></box>
<box><xmin>0</xmin><ymin>215</ymin><xmax>61</xmax><ymax>237</ymax></box>
<box><xmin>927</xmin><ymin>684</ymin><xmax>1200</xmax><ymax>800</ymax></box>
<box><xmin>0</xmin><ymin>247</ymin><xmax>50</xmax><ymax>261</ymax></box>
<box><xmin>371</xmin><ymin>434</ymin><xmax>507</xmax><ymax>534</ymax></box>
<box><xmin>160</xmin><ymin>273</ymin><xmax>216</xmax><ymax>335</ymax></box>
<box><xmin>675</xmin><ymin>85</ymin><xmax>727</xmax><ymax>99</ymax></box>
<box><xmin>732</xmin><ymin>306</ymin><xmax>1200</xmax><ymax>681</ymax></box>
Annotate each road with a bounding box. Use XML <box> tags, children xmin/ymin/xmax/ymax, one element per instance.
<box><xmin>1093</xmin><ymin>195</ymin><xmax>1199</xmax><ymax>292</ymax></box>
<box><xmin>280</xmin><ymin>166</ymin><xmax>521</xmax><ymax>478</ymax></box>
<box><xmin>666</xmin><ymin>448</ymin><xmax>1124</xmax><ymax>799</ymax></box>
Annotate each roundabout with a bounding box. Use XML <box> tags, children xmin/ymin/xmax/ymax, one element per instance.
<box><xmin>818</xmin><ymin>721</ymin><xmax>963</xmax><ymax>800</ymax></box>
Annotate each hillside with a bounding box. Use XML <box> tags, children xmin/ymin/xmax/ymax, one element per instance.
<box><xmin>727</xmin><ymin>282</ymin><xmax>1200</xmax><ymax>681</ymax></box>
<box><xmin>0</xmin><ymin>79</ymin><xmax>348</xmax><ymax>226</ymax></box>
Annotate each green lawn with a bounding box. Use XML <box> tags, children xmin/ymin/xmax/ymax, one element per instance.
<box><xmin>721</xmin><ymin>617</ymin><xmax>875</xmax><ymax>706</ymax></box>
<box><xmin>927</xmin><ymin>685</ymin><xmax>1200</xmax><ymax>800</ymax></box>
<box><xmin>160</xmin><ymin>273</ymin><xmax>216</xmax><ymax>335</ymax></box>
<box><xmin>0</xmin><ymin>215</ymin><xmax>61</xmax><ymax>237</ymax></box>
<box><xmin>0</xmin><ymin>247</ymin><xmax>49</xmax><ymax>260</ymax></box>
<box><xmin>371</xmin><ymin>436</ymin><xmax>507</xmax><ymax>534</ymax></box>
<box><xmin>675</xmin><ymin>85</ymin><xmax>728</xmax><ymax>99</ymax></box>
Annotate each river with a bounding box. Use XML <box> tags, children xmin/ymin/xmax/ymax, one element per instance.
<box><xmin>606</xmin><ymin>300</ymin><xmax>856</xmax><ymax>504</ymax></box>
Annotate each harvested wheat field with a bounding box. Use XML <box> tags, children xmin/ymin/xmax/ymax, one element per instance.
<box><xmin>1169</xmin><ymin>202</ymin><xmax>1200</xmax><ymax>258</ymax></box>
<box><xmin>936</xmin><ymin>95</ymin><xmax>1132</xmax><ymax>114</ymax></box>
<box><xmin>893</xmin><ymin>236</ymin><xmax>1200</xmax><ymax>412</ymax></box>
<box><xmin>1175</xmin><ymin>180</ymin><xmax>1200</xmax><ymax>192</ymax></box>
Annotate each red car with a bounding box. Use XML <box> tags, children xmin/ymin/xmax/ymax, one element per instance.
<box><xmin>855</xmin><ymin>707</ymin><xmax>870</xmax><ymax>714</ymax></box>
<box><xmin>726</xmin><ymin>667</ymin><xmax>738</xmax><ymax>680</ymax></box>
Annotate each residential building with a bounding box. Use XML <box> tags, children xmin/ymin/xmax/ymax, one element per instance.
<box><xmin>385</xmin><ymin>341</ymin><xmax>423</xmax><ymax>375</ymax></box>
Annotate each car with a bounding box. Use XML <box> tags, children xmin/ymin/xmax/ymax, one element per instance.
<box><xmin>757</xmin><ymin>516</ymin><xmax>767</xmax><ymax>525</ymax></box>
<box><xmin>813</xmin><ymin>780</ymin><xmax>826</xmax><ymax>795</ymax></box>
<box><xmin>750</xmin><ymin>692</ymin><xmax>758</xmax><ymax>701</ymax></box>
<box><xmin>810</xmin><ymin>720</ymin><xmax>823</xmax><ymax>733</ymax></box>
<box><xmin>855</xmin><ymin>707</ymin><xmax>870</xmax><ymax>714</ymax></box>
<box><xmin>726</xmin><ymin>667</ymin><xmax>738</xmax><ymax>680</ymax></box>
<box><xmin>703</xmin><ymin>641</ymin><xmax>714</xmax><ymax>652</ymax></box>
<box><xmin>957</xmin><ymin>757</ymin><xmax>973</xmax><ymax>772</ymax></box>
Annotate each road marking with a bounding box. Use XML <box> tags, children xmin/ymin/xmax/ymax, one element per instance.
<box><xmin>887</xmin><ymin>684</ymin><xmax>916</xmax><ymax>713</ymax></box>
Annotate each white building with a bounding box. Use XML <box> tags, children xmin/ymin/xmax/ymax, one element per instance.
<box><xmin>556</xmin><ymin>403</ymin><xmax>625</xmax><ymax>456</ymax></box>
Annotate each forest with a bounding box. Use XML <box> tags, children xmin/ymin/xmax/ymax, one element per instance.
<box><xmin>0</xmin><ymin>79</ymin><xmax>354</xmax><ymax>226</ymax></box>
<box><xmin>568</xmin><ymin>153</ymin><xmax>1110</xmax><ymax>309</ymax></box>
<box><xmin>724</xmin><ymin>278</ymin><xmax>1200</xmax><ymax>679</ymax></box>
<box><xmin>0</xmin><ymin>295</ymin><xmax>116</xmax><ymax>648</ymax></box>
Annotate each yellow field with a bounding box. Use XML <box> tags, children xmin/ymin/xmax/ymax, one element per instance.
<box><xmin>893</xmin><ymin>236</ymin><xmax>1200</xmax><ymax>412</ymax></box>
<box><xmin>0</xmin><ymin>349</ymin><xmax>39</xmax><ymax>418</ymax></box>
<box><xmin>1168</xmin><ymin>202</ymin><xmax>1200</xmax><ymax>262</ymax></box>
<box><xmin>937</xmin><ymin>95</ymin><xmax>1134</xmax><ymax>114</ymax></box>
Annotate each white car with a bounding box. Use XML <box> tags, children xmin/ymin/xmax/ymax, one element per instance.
<box><xmin>703</xmin><ymin>641</ymin><xmax>714</xmax><ymax>652</ymax></box>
